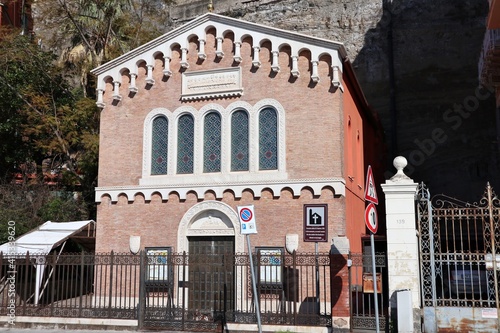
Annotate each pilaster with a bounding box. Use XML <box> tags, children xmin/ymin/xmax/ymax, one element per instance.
<box><xmin>380</xmin><ymin>156</ymin><xmax>420</xmax><ymax>333</ymax></box>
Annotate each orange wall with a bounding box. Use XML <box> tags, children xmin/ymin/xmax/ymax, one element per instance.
<box><xmin>342</xmin><ymin>72</ymin><xmax>366</xmax><ymax>254</ymax></box>
<box><xmin>342</xmin><ymin>67</ymin><xmax>386</xmax><ymax>254</ymax></box>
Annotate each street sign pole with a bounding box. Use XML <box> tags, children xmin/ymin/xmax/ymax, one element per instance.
<box><xmin>246</xmin><ymin>234</ymin><xmax>262</xmax><ymax>333</ymax></box>
<box><xmin>315</xmin><ymin>242</ymin><xmax>319</xmax><ymax>314</ymax></box>
<box><xmin>364</xmin><ymin>165</ymin><xmax>379</xmax><ymax>333</ymax></box>
<box><xmin>370</xmin><ymin>232</ymin><xmax>380</xmax><ymax>333</ymax></box>
<box><xmin>238</xmin><ymin>205</ymin><xmax>261</xmax><ymax>333</ymax></box>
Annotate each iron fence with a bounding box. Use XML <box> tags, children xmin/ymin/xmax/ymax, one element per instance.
<box><xmin>417</xmin><ymin>182</ymin><xmax>500</xmax><ymax>308</ymax></box>
<box><xmin>349</xmin><ymin>252</ymin><xmax>387</xmax><ymax>331</ymax></box>
<box><xmin>0</xmin><ymin>251</ymin><xmax>140</xmax><ymax>319</ymax></box>
<box><xmin>0</xmin><ymin>250</ymin><xmax>332</xmax><ymax>331</ymax></box>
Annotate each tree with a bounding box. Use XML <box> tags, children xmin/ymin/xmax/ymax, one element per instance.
<box><xmin>0</xmin><ymin>30</ymin><xmax>99</xmax><ymax>218</ymax></box>
<box><xmin>0</xmin><ymin>182</ymin><xmax>89</xmax><ymax>244</ymax></box>
<box><xmin>34</xmin><ymin>0</ymin><xmax>174</xmax><ymax>95</ymax></box>
<box><xmin>0</xmin><ymin>0</ymin><xmax>175</xmax><ymax>231</ymax></box>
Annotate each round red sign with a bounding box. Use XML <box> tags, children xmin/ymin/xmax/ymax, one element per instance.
<box><xmin>365</xmin><ymin>202</ymin><xmax>378</xmax><ymax>234</ymax></box>
<box><xmin>239</xmin><ymin>208</ymin><xmax>253</xmax><ymax>222</ymax></box>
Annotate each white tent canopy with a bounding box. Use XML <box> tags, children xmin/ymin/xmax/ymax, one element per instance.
<box><xmin>0</xmin><ymin>220</ymin><xmax>95</xmax><ymax>255</ymax></box>
<box><xmin>0</xmin><ymin>220</ymin><xmax>95</xmax><ymax>305</ymax></box>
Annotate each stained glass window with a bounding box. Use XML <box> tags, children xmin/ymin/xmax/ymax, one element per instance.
<box><xmin>177</xmin><ymin>114</ymin><xmax>194</xmax><ymax>174</ymax></box>
<box><xmin>259</xmin><ymin>108</ymin><xmax>278</xmax><ymax>170</ymax></box>
<box><xmin>204</xmin><ymin>112</ymin><xmax>221</xmax><ymax>172</ymax></box>
<box><xmin>151</xmin><ymin>116</ymin><xmax>168</xmax><ymax>175</ymax></box>
<box><xmin>231</xmin><ymin>110</ymin><xmax>249</xmax><ymax>171</ymax></box>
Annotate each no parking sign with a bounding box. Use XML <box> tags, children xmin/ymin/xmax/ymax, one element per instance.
<box><xmin>238</xmin><ymin>205</ymin><xmax>258</xmax><ymax>234</ymax></box>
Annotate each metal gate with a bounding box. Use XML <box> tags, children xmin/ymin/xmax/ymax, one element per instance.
<box><xmin>417</xmin><ymin>182</ymin><xmax>500</xmax><ymax>332</ymax></box>
<box><xmin>349</xmin><ymin>252</ymin><xmax>388</xmax><ymax>331</ymax></box>
<box><xmin>188</xmin><ymin>237</ymin><xmax>234</xmax><ymax>326</ymax></box>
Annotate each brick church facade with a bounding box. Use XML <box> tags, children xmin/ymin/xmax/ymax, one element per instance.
<box><xmin>91</xmin><ymin>13</ymin><xmax>385</xmax><ymax>327</ymax></box>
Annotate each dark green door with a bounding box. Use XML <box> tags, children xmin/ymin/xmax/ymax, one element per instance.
<box><xmin>188</xmin><ymin>236</ymin><xmax>235</xmax><ymax>318</ymax></box>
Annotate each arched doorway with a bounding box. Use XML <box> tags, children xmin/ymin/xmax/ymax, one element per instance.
<box><xmin>177</xmin><ymin>201</ymin><xmax>244</xmax><ymax>319</ymax></box>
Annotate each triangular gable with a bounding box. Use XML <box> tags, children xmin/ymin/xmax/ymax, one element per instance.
<box><xmin>91</xmin><ymin>13</ymin><xmax>347</xmax><ymax>94</ymax></box>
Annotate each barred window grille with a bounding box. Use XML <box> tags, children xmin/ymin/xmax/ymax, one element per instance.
<box><xmin>203</xmin><ymin>112</ymin><xmax>221</xmax><ymax>173</ymax></box>
<box><xmin>177</xmin><ymin>114</ymin><xmax>194</xmax><ymax>174</ymax></box>
<box><xmin>151</xmin><ymin>116</ymin><xmax>168</xmax><ymax>175</ymax></box>
<box><xmin>259</xmin><ymin>108</ymin><xmax>278</xmax><ymax>170</ymax></box>
<box><xmin>231</xmin><ymin>110</ymin><xmax>249</xmax><ymax>171</ymax></box>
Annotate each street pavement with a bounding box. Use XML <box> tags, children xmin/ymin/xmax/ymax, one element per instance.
<box><xmin>0</xmin><ymin>327</ymin><xmax>133</xmax><ymax>333</ymax></box>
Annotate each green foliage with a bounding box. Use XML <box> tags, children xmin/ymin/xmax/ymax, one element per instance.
<box><xmin>1</xmin><ymin>34</ymin><xmax>99</xmax><ymax>168</ymax></box>
<box><xmin>37</xmin><ymin>192</ymin><xmax>88</xmax><ymax>222</ymax></box>
<box><xmin>0</xmin><ymin>32</ymin><xmax>99</xmax><ymax>224</ymax></box>
<box><xmin>0</xmin><ymin>0</ymin><xmax>177</xmax><ymax>235</ymax></box>
<box><xmin>0</xmin><ymin>183</ymin><xmax>88</xmax><ymax>245</ymax></box>
<box><xmin>36</xmin><ymin>0</ymin><xmax>175</xmax><ymax>93</ymax></box>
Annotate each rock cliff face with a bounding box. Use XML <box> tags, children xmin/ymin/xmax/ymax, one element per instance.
<box><xmin>35</xmin><ymin>0</ymin><xmax>494</xmax><ymax>201</ymax></box>
<box><xmin>166</xmin><ymin>0</ymin><xmax>494</xmax><ymax>201</ymax></box>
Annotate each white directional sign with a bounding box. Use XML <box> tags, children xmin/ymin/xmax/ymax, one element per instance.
<box><xmin>364</xmin><ymin>165</ymin><xmax>378</xmax><ymax>205</ymax></box>
<box><xmin>365</xmin><ymin>202</ymin><xmax>378</xmax><ymax>234</ymax></box>
<box><xmin>238</xmin><ymin>205</ymin><xmax>257</xmax><ymax>234</ymax></box>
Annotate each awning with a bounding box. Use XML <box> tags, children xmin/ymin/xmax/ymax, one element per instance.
<box><xmin>0</xmin><ymin>220</ymin><xmax>95</xmax><ymax>255</ymax></box>
<box><xmin>0</xmin><ymin>220</ymin><xmax>95</xmax><ymax>306</ymax></box>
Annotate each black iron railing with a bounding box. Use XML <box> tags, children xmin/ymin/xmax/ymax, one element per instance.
<box><xmin>0</xmin><ymin>251</ymin><xmax>332</xmax><ymax>331</ymax></box>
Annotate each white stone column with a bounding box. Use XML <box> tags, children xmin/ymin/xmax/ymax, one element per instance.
<box><xmin>380</xmin><ymin>156</ymin><xmax>420</xmax><ymax>333</ymax></box>
<box><xmin>252</xmin><ymin>46</ymin><xmax>261</xmax><ymax>68</ymax></box>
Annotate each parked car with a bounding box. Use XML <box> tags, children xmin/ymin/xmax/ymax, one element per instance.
<box><xmin>441</xmin><ymin>264</ymin><xmax>489</xmax><ymax>299</ymax></box>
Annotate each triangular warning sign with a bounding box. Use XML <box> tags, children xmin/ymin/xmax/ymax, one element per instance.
<box><xmin>364</xmin><ymin>165</ymin><xmax>378</xmax><ymax>205</ymax></box>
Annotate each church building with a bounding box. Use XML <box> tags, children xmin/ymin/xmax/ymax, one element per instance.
<box><xmin>91</xmin><ymin>12</ymin><xmax>385</xmax><ymax>330</ymax></box>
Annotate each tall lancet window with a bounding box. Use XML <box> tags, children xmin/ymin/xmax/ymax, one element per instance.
<box><xmin>151</xmin><ymin>116</ymin><xmax>168</xmax><ymax>175</ymax></box>
<box><xmin>203</xmin><ymin>112</ymin><xmax>221</xmax><ymax>172</ymax></box>
<box><xmin>259</xmin><ymin>108</ymin><xmax>278</xmax><ymax>170</ymax></box>
<box><xmin>177</xmin><ymin>114</ymin><xmax>194</xmax><ymax>174</ymax></box>
<box><xmin>231</xmin><ymin>110</ymin><xmax>249</xmax><ymax>171</ymax></box>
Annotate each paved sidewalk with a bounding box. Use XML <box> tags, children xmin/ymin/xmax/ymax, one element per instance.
<box><xmin>0</xmin><ymin>330</ymin><xmax>125</xmax><ymax>333</ymax></box>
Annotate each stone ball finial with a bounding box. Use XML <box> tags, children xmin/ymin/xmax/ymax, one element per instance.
<box><xmin>390</xmin><ymin>156</ymin><xmax>411</xmax><ymax>182</ymax></box>
<box><xmin>393</xmin><ymin>156</ymin><xmax>407</xmax><ymax>172</ymax></box>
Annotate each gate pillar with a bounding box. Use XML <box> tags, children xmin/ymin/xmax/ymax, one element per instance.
<box><xmin>381</xmin><ymin>156</ymin><xmax>420</xmax><ymax>332</ymax></box>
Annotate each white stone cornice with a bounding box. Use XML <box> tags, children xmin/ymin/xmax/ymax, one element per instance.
<box><xmin>91</xmin><ymin>13</ymin><xmax>347</xmax><ymax>76</ymax></box>
<box><xmin>95</xmin><ymin>178</ymin><xmax>345</xmax><ymax>202</ymax></box>
<box><xmin>91</xmin><ymin>13</ymin><xmax>346</xmax><ymax>92</ymax></box>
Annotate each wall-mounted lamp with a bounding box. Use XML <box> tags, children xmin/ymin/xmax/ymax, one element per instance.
<box><xmin>129</xmin><ymin>235</ymin><xmax>141</xmax><ymax>254</ymax></box>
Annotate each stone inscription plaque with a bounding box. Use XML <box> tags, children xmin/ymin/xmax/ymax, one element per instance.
<box><xmin>181</xmin><ymin>67</ymin><xmax>243</xmax><ymax>101</ymax></box>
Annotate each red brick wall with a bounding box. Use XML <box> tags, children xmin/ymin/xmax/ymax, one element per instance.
<box><xmin>96</xmin><ymin>188</ymin><xmax>344</xmax><ymax>254</ymax></box>
<box><xmin>97</xmin><ymin>31</ymin><xmax>342</xmax><ymax>187</ymax></box>
<box><xmin>330</xmin><ymin>253</ymin><xmax>350</xmax><ymax>318</ymax></box>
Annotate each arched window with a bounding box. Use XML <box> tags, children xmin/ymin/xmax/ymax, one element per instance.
<box><xmin>151</xmin><ymin>116</ymin><xmax>168</xmax><ymax>175</ymax></box>
<box><xmin>177</xmin><ymin>114</ymin><xmax>194</xmax><ymax>174</ymax></box>
<box><xmin>231</xmin><ymin>110</ymin><xmax>249</xmax><ymax>171</ymax></box>
<box><xmin>203</xmin><ymin>112</ymin><xmax>221</xmax><ymax>173</ymax></box>
<box><xmin>259</xmin><ymin>108</ymin><xmax>278</xmax><ymax>170</ymax></box>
